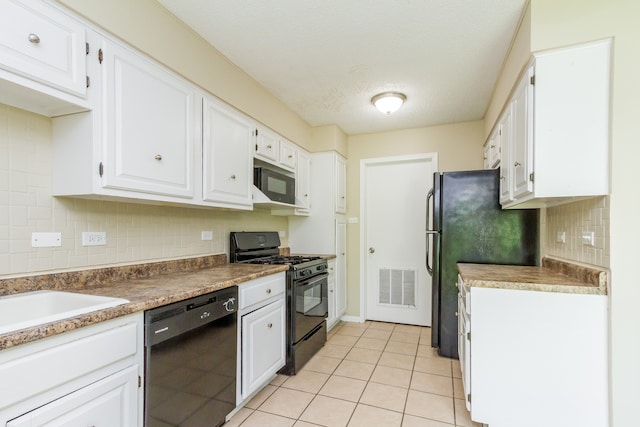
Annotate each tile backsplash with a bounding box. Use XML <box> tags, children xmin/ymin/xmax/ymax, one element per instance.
<box><xmin>543</xmin><ymin>196</ymin><xmax>610</xmax><ymax>268</ymax></box>
<box><xmin>0</xmin><ymin>104</ymin><xmax>287</xmax><ymax>277</ymax></box>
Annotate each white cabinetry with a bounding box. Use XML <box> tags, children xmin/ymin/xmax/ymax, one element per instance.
<box><xmin>52</xmin><ymin>31</ymin><xmax>201</xmax><ymax>205</ymax></box>
<box><xmin>0</xmin><ymin>314</ymin><xmax>143</xmax><ymax>426</ymax></box>
<box><xmin>458</xmin><ymin>277</ymin><xmax>607</xmax><ymax>427</ymax></box>
<box><xmin>99</xmin><ymin>38</ymin><xmax>197</xmax><ymax>199</ymax></box>
<box><xmin>254</xmin><ymin>126</ymin><xmax>279</xmax><ymax>163</ymax></box>
<box><xmin>483</xmin><ymin>125</ymin><xmax>501</xmax><ymax>169</ymax></box>
<box><xmin>290</xmin><ymin>151</ymin><xmax>347</xmax><ymax>329</ymax></box>
<box><xmin>294</xmin><ymin>149</ymin><xmax>311</xmax><ymax>213</ymax></box>
<box><xmin>237</xmin><ymin>273</ymin><xmax>286</xmax><ymax>404</ymax></box>
<box><xmin>0</xmin><ymin>0</ymin><xmax>91</xmax><ymax>116</ymax></box>
<box><xmin>498</xmin><ymin>38</ymin><xmax>611</xmax><ymax>208</ymax></box>
<box><xmin>202</xmin><ymin>95</ymin><xmax>253</xmax><ymax>209</ymax></box>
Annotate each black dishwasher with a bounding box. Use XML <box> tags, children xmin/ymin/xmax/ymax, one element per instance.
<box><xmin>144</xmin><ymin>287</ymin><xmax>237</xmax><ymax>427</ymax></box>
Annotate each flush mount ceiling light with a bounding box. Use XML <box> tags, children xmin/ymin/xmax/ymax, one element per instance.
<box><xmin>371</xmin><ymin>92</ymin><xmax>407</xmax><ymax>115</ymax></box>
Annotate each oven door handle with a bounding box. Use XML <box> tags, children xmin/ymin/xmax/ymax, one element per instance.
<box><xmin>297</xmin><ymin>273</ymin><xmax>328</xmax><ymax>290</ymax></box>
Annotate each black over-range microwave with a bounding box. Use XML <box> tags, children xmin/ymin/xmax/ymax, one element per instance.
<box><xmin>254</xmin><ymin>167</ymin><xmax>296</xmax><ymax>204</ymax></box>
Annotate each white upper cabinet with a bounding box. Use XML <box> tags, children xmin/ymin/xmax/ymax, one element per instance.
<box><xmin>202</xmin><ymin>95</ymin><xmax>253</xmax><ymax>209</ymax></box>
<box><xmin>99</xmin><ymin>38</ymin><xmax>197</xmax><ymax>199</ymax></box>
<box><xmin>254</xmin><ymin>126</ymin><xmax>279</xmax><ymax>163</ymax></box>
<box><xmin>279</xmin><ymin>139</ymin><xmax>297</xmax><ymax>171</ymax></box>
<box><xmin>0</xmin><ymin>0</ymin><xmax>90</xmax><ymax>116</ymax></box>
<box><xmin>295</xmin><ymin>148</ymin><xmax>311</xmax><ymax>213</ymax></box>
<box><xmin>499</xmin><ymin>38</ymin><xmax>611</xmax><ymax>209</ymax></box>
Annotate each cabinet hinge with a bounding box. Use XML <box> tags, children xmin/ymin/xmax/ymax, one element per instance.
<box><xmin>530</xmin><ymin>74</ymin><xmax>535</xmax><ymax>85</ymax></box>
<box><xmin>529</xmin><ymin>172</ymin><xmax>534</xmax><ymax>182</ymax></box>
<box><xmin>255</xmin><ymin>128</ymin><xmax>259</xmax><ymax>137</ymax></box>
<box><xmin>467</xmin><ymin>393</ymin><xmax>471</xmax><ymax>403</ymax></box>
<box><xmin>86</xmin><ymin>76</ymin><xmax>90</xmax><ymax>88</ymax></box>
<box><xmin>99</xmin><ymin>162</ymin><xmax>104</xmax><ymax>177</ymax></box>
<box><xmin>98</xmin><ymin>48</ymin><xmax>103</xmax><ymax>64</ymax></box>
<box><xmin>85</xmin><ymin>42</ymin><xmax>90</xmax><ymax>55</ymax></box>
<box><xmin>467</xmin><ymin>331</ymin><xmax>471</xmax><ymax>340</ymax></box>
<box><xmin>138</xmin><ymin>376</ymin><xmax>142</xmax><ymax>388</ymax></box>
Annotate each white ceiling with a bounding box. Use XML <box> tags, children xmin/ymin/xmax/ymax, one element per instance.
<box><xmin>157</xmin><ymin>0</ymin><xmax>527</xmax><ymax>135</ymax></box>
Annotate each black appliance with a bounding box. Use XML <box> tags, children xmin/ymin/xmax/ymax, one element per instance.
<box><xmin>254</xmin><ymin>167</ymin><xmax>296</xmax><ymax>205</ymax></box>
<box><xmin>144</xmin><ymin>287</ymin><xmax>237</xmax><ymax>427</ymax></box>
<box><xmin>230</xmin><ymin>231</ymin><xmax>328</xmax><ymax>375</ymax></box>
<box><xmin>426</xmin><ymin>169</ymin><xmax>539</xmax><ymax>358</ymax></box>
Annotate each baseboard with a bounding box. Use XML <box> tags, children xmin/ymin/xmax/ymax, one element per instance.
<box><xmin>340</xmin><ymin>315</ymin><xmax>364</xmax><ymax>323</ymax></box>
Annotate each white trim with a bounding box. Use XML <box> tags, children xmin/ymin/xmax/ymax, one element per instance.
<box><xmin>359</xmin><ymin>152</ymin><xmax>438</xmax><ymax>324</ymax></box>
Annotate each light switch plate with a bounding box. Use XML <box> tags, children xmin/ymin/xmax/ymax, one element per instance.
<box><xmin>556</xmin><ymin>231</ymin><xmax>566</xmax><ymax>243</ymax></box>
<box><xmin>201</xmin><ymin>231</ymin><xmax>213</xmax><ymax>241</ymax></box>
<box><xmin>82</xmin><ymin>232</ymin><xmax>107</xmax><ymax>246</ymax></box>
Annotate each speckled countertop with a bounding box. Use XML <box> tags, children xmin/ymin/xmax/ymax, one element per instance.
<box><xmin>0</xmin><ymin>254</ymin><xmax>288</xmax><ymax>350</ymax></box>
<box><xmin>458</xmin><ymin>257</ymin><xmax>608</xmax><ymax>295</ymax></box>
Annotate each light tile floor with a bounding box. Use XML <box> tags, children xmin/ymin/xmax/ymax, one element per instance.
<box><xmin>225</xmin><ymin>321</ymin><xmax>482</xmax><ymax>427</ymax></box>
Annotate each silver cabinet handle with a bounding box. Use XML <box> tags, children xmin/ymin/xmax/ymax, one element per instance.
<box><xmin>266</xmin><ymin>288</ymin><xmax>271</xmax><ymax>294</ymax></box>
<box><xmin>154</xmin><ymin>154</ymin><xmax>162</xmax><ymax>161</ymax></box>
<box><xmin>369</xmin><ymin>247</ymin><xmax>375</xmax><ymax>254</ymax></box>
<box><xmin>304</xmin><ymin>194</ymin><xmax>308</xmax><ymax>197</ymax></box>
<box><xmin>28</xmin><ymin>33</ymin><xmax>40</xmax><ymax>44</ymax></box>
<box><xmin>267</xmin><ymin>144</ymin><xmax>272</xmax><ymax>149</ymax></box>
<box><xmin>514</xmin><ymin>161</ymin><xmax>521</xmax><ymax>167</ymax></box>
<box><xmin>230</xmin><ymin>174</ymin><xmax>236</xmax><ymax>180</ymax></box>
<box><xmin>267</xmin><ymin>323</ymin><xmax>273</xmax><ymax>328</ymax></box>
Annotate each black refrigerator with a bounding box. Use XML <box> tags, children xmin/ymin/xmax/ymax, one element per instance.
<box><xmin>427</xmin><ymin>169</ymin><xmax>539</xmax><ymax>359</ymax></box>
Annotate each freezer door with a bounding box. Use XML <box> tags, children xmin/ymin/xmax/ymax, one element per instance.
<box><xmin>429</xmin><ymin>172</ymin><xmax>442</xmax><ymax>349</ymax></box>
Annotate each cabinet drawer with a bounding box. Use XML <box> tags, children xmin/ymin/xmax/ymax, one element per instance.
<box><xmin>0</xmin><ymin>319</ymin><xmax>138</xmax><ymax>409</ymax></box>
<box><xmin>0</xmin><ymin>0</ymin><xmax>87</xmax><ymax>97</ymax></box>
<box><xmin>239</xmin><ymin>273</ymin><xmax>285</xmax><ymax>311</ymax></box>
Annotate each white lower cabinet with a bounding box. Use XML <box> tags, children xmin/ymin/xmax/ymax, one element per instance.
<box><xmin>459</xmin><ymin>278</ymin><xmax>608</xmax><ymax>427</ymax></box>
<box><xmin>237</xmin><ymin>273</ymin><xmax>286</xmax><ymax>405</ymax></box>
<box><xmin>7</xmin><ymin>365</ymin><xmax>138</xmax><ymax>427</ymax></box>
<box><xmin>0</xmin><ymin>314</ymin><xmax>143</xmax><ymax>426</ymax></box>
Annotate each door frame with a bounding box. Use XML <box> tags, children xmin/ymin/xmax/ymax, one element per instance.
<box><xmin>359</xmin><ymin>152</ymin><xmax>438</xmax><ymax>323</ymax></box>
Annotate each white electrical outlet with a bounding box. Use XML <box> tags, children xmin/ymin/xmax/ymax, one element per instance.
<box><xmin>556</xmin><ymin>231</ymin><xmax>566</xmax><ymax>243</ymax></box>
<box><xmin>32</xmin><ymin>232</ymin><xmax>62</xmax><ymax>247</ymax></box>
<box><xmin>201</xmin><ymin>231</ymin><xmax>213</xmax><ymax>241</ymax></box>
<box><xmin>82</xmin><ymin>232</ymin><xmax>107</xmax><ymax>246</ymax></box>
<box><xmin>581</xmin><ymin>231</ymin><xmax>595</xmax><ymax>246</ymax></box>
<box><xmin>278</xmin><ymin>230</ymin><xmax>286</xmax><ymax>238</ymax></box>
<box><xmin>348</xmin><ymin>217</ymin><xmax>359</xmax><ymax>224</ymax></box>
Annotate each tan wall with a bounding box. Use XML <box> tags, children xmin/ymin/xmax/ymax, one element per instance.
<box><xmin>484</xmin><ymin>2</ymin><xmax>532</xmax><ymax>138</ymax></box>
<box><xmin>311</xmin><ymin>125</ymin><xmax>348</xmax><ymax>157</ymax></box>
<box><xmin>0</xmin><ymin>104</ymin><xmax>288</xmax><ymax>277</ymax></box>
<box><xmin>57</xmin><ymin>0</ymin><xmax>313</xmax><ymax>151</ymax></box>
<box><xmin>526</xmin><ymin>1</ymin><xmax>640</xmax><ymax>424</ymax></box>
<box><xmin>345</xmin><ymin>120</ymin><xmax>484</xmax><ymax>316</ymax></box>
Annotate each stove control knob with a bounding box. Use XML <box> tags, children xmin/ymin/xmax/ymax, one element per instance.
<box><xmin>299</xmin><ymin>270</ymin><xmax>307</xmax><ymax>277</ymax></box>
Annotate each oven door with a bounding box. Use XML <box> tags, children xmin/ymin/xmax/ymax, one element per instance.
<box><xmin>293</xmin><ymin>273</ymin><xmax>328</xmax><ymax>343</ymax></box>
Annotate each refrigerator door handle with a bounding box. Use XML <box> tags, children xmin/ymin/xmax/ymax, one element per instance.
<box><xmin>425</xmin><ymin>188</ymin><xmax>438</xmax><ymax>276</ymax></box>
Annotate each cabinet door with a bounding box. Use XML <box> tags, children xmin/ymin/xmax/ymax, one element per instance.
<box><xmin>498</xmin><ymin>108</ymin><xmax>513</xmax><ymax>204</ymax></box>
<box><xmin>336</xmin><ymin>220</ymin><xmax>347</xmax><ymax>317</ymax></box>
<box><xmin>7</xmin><ymin>365</ymin><xmax>138</xmax><ymax>427</ymax></box>
<box><xmin>0</xmin><ymin>0</ymin><xmax>87</xmax><ymax>97</ymax></box>
<box><xmin>511</xmin><ymin>66</ymin><xmax>534</xmax><ymax>199</ymax></box>
<box><xmin>279</xmin><ymin>140</ymin><xmax>297</xmax><ymax>171</ymax></box>
<box><xmin>254</xmin><ymin>127</ymin><xmax>279</xmax><ymax>162</ymax></box>
<box><xmin>203</xmin><ymin>97</ymin><xmax>253</xmax><ymax>208</ymax></box>
<box><xmin>326</xmin><ymin>260</ymin><xmax>337</xmax><ymax>329</ymax></box>
<box><xmin>296</xmin><ymin>149</ymin><xmax>311</xmax><ymax>211</ymax></box>
<box><xmin>241</xmin><ymin>299</ymin><xmax>286</xmax><ymax>399</ymax></box>
<box><xmin>100</xmin><ymin>39</ymin><xmax>196</xmax><ymax>198</ymax></box>
<box><xmin>335</xmin><ymin>155</ymin><xmax>347</xmax><ymax>213</ymax></box>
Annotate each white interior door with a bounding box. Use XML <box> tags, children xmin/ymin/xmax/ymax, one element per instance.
<box><xmin>362</xmin><ymin>154</ymin><xmax>436</xmax><ymax>326</ymax></box>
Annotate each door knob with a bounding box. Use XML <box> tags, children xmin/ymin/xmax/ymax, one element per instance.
<box><xmin>369</xmin><ymin>247</ymin><xmax>375</xmax><ymax>254</ymax></box>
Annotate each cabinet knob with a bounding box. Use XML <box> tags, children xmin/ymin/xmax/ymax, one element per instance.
<box><xmin>330</xmin><ymin>289</ymin><xmax>334</xmax><ymax>293</ymax></box>
<box><xmin>267</xmin><ymin>322</ymin><xmax>273</xmax><ymax>328</ymax></box>
<box><xmin>288</xmin><ymin>154</ymin><xmax>293</xmax><ymax>158</ymax></box>
<box><xmin>154</xmin><ymin>154</ymin><xmax>162</xmax><ymax>161</ymax></box>
<box><xmin>28</xmin><ymin>33</ymin><xmax>40</xmax><ymax>44</ymax></box>
<box><xmin>267</xmin><ymin>144</ymin><xmax>272</xmax><ymax>149</ymax></box>
<box><xmin>304</xmin><ymin>194</ymin><xmax>308</xmax><ymax>197</ymax></box>
<box><xmin>514</xmin><ymin>161</ymin><xmax>521</xmax><ymax>167</ymax></box>
<box><xmin>500</xmin><ymin>175</ymin><xmax>505</xmax><ymax>180</ymax></box>
<box><xmin>230</xmin><ymin>174</ymin><xmax>236</xmax><ymax>180</ymax></box>
<box><xmin>266</xmin><ymin>288</ymin><xmax>271</xmax><ymax>294</ymax></box>
<box><xmin>490</xmin><ymin>145</ymin><xmax>496</xmax><ymax>148</ymax></box>
<box><xmin>369</xmin><ymin>247</ymin><xmax>375</xmax><ymax>254</ymax></box>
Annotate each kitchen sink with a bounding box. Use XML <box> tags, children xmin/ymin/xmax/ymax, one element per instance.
<box><xmin>0</xmin><ymin>290</ymin><xmax>129</xmax><ymax>335</ymax></box>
